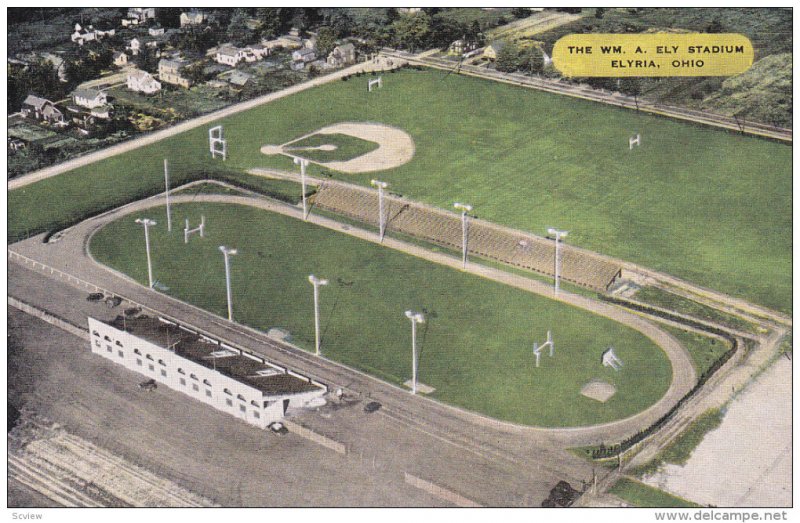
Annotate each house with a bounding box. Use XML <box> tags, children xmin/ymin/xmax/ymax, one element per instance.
<box><xmin>292</xmin><ymin>48</ymin><xmax>316</xmax><ymax>63</ymax></box>
<box><xmin>72</xmin><ymin>88</ymin><xmax>108</xmax><ymax>109</ymax></box>
<box><xmin>215</xmin><ymin>45</ymin><xmax>246</xmax><ymax>67</ymax></box>
<box><xmin>90</xmin><ymin>105</ymin><xmax>113</xmax><ymax>119</ymax></box>
<box><xmin>71</xmin><ymin>23</ymin><xmax>96</xmax><ymax>45</ymax></box>
<box><xmin>303</xmin><ymin>36</ymin><xmax>317</xmax><ymax>51</ymax></box>
<box><xmin>21</xmin><ymin>94</ymin><xmax>64</xmax><ymax>124</ymax></box>
<box><xmin>128</xmin><ymin>38</ymin><xmax>142</xmax><ymax>56</ymax></box>
<box><xmin>262</xmin><ymin>35</ymin><xmax>302</xmax><ymax>51</ymax></box>
<box><xmin>113</xmin><ymin>51</ymin><xmax>128</xmax><ymax>67</ymax></box>
<box><xmin>127</xmin><ymin>8</ymin><xmax>156</xmax><ymax>22</ymax></box>
<box><xmin>127</xmin><ymin>69</ymin><xmax>161</xmax><ymax>94</ymax></box>
<box><xmin>180</xmin><ymin>10</ymin><xmax>206</xmax><ymax>27</ymax></box>
<box><xmin>449</xmin><ymin>39</ymin><xmax>477</xmax><ymax>56</ymax></box>
<box><xmin>245</xmin><ymin>18</ymin><xmax>262</xmax><ymax>31</ymax></box>
<box><xmin>243</xmin><ymin>44</ymin><xmax>269</xmax><ymax>62</ymax></box>
<box><xmin>158</xmin><ymin>58</ymin><xmax>193</xmax><ymax>88</ymax></box>
<box><xmin>228</xmin><ymin>71</ymin><xmax>253</xmax><ymax>87</ymax></box>
<box><xmin>148</xmin><ymin>25</ymin><xmax>165</xmax><ymax>37</ymax></box>
<box><xmin>327</xmin><ymin>43</ymin><xmax>356</xmax><ymax>67</ymax></box>
<box><xmin>483</xmin><ymin>40</ymin><xmax>507</xmax><ymax>60</ymax></box>
<box><xmin>8</xmin><ymin>139</ymin><xmax>26</xmax><ymax>151</ymax></box>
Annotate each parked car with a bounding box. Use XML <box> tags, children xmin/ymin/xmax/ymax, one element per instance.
<box><xmin>363</xmin><ymin>401</ymin><xmax>382</xmax><ymax>413</ymax></box>
<box><xmin>105</xmin><ymin>296</ymin><xmax>122</xmax><ymax>308</ymax></box>
<box><xmin>87</xmin><ymin>292</ymin><xmax>104</xmax><ymax>302</ymax></box>
<box><xmin>268</xmin><ymin>422</ymin><xmax>288</xmax><ymax>435</ymax></box>
<box><xmin>138</xmin><ymin>379</ymin><xmax>157</xmax><ymax>391</ymax></box>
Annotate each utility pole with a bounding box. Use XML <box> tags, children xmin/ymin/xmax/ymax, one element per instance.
<box><xmin>135</xmin><ymin>218</ymin><xmax>157</xmax><ymax>288</ymax></box>
<box><xmin>308</xmin><ymin>275</ymin><xmax>329</xmax><ymax>356</ymax></box>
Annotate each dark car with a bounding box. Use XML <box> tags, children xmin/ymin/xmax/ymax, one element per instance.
<box><xmin>105</xmin><ymin>296</ymin><xmax>123</xmax><ymax>308</ymax></box>
<box><xmin>138</xmin><ymin>379</ymin><xmax>157</xmax><ymax>391</ymax></box>
<box><xmin>363</xmin><ymin>401</ymin><xmax>382</xmax><ymax>413</ymax></box>
<box><xmin>87</xmin><ymin>292</ymin><xmax>104</xmax><ymax>302</ymax></box>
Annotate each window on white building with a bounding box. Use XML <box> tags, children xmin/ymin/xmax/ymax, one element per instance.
<box><xmin>253</xmin><ymin>411</ymin><xmax>260</xmax><ymax>419</ymax></box>
<box><xmin>149</xmin><ymin>364</ymin><xmax>155</xmax><ymax>371</ymax></box>
<box><xmin>180</xmin><ymin>378</ymin><xmax>186</xmax><ymax>386</ymax></box>
<box><xmin>118</xmin><ymin>350</ymin><xmax>124</xmax><ymax>358</ymax></box>
<box><xmin>137</xmin><ymin>359</ymin><xmax>142</xmax><ymax>366</ymax></box>
<box><xmin>192</xmin><ymin>383</ymin><xmax>199</xmax><ymax>392</ymax></box>
<box><xmin>226</xmin><ymin>398</ymin><xmax>233</xmax><ymax>407</ymax></box>
<box><xmin>161</xmin><ymin>369</ymin><xmax>167</xmax><ymax>377</ymax></box>
<box><xmin>205</xmin><ymin>389</ymin><xmax>212</xmax><ymax>398</ymax></box>
<box><xmin>107</xmin><ymin>345</ymin><xmax>113</xmax><ymax>352</ymax></box>
<box><xmin>239</xmin><ymin>404</ymin><xmax>246</xmax><ymax>413</ymax></box>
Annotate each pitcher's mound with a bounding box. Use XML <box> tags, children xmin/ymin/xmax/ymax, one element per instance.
<box><xmin>581</xmin><ymin>380</ymin><xmax>616</xmax><ymax>403</ymax></box>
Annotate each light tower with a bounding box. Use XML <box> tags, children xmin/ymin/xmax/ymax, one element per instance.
<box><xmin>163</xmin><ymin>159</ymin><xmax>172</xmax><ymax>232</ymax></box>
<box><xmin>371</xmin><ymin>179</ymin><xmax>389</xmax><ymax>242</ymax></box>
<box><xmin>547</xmin><ymin>228</ymin><xmax>569</xmax><ymax>295</ymax></box>
<box><xmin>453</xmin><ymin>202</ymin><xmax>473</xmax><ymax>268</ymax></box>
<box><xmin>308</xmin><ymin>274</ymin><xmax>329</xmax><ymax>356</ymax></box>
<box><xmin>219</xmin><ymin>246</ymin><xmax>238</xmax><ymax>321</ymax></box>
<box><xmin>294</xmin><ymin>157</ymin><xmax>310</xmax><ymax>220</ymax></box>
<box><xmin>404</xmin><ymin>310</ymin><xmax>425</xmax><ymax>394</ymax></box>
<box><xmin>134</xmin><ymin>218</ymin><xmax>157</xmax><ymax>288</ymax></box>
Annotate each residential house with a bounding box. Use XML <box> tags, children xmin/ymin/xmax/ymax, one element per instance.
<box><xmin>303</xmin><ymin>36</ymin><xmax>317</xmax><ymax>51</ymax></box>
<box><xmin>8</xmin><ymin>139</ymin><xmax>26</xmax><ymax>151</ymax></box>
<box><xmin>243</xmin><ymin>44</ymin><xmax>269</xmax><ymax>62</ymax></box>
<box><xmin>127</xmin><ymin>69</ymin><xmax>161</xmax><ymax>94</ymax></box>
<box><xmin>148</xmin><ymin>25</ymin><xmax>165</xmax><ymax>37</ymax></box>
<box><xmin>72</xmin><ymin>88</ymin><xmax>107</xmax><ymax>109</ymax></box>
<box><xmin>158</xmin><ymin>58</ymin><xmax>193</xmax><ymax>88</ymax></box>
<box><xmin>21</xmin><ymin>94</ymin><xmax>64</xmax><ymax>125</ymax></box>
<box><xmin>483</xmin><ymin>41</ymin><xmax>507</xmax><ymax>60</ymax></box>
<box><xmin>228</xmin><ymin>71</ymin><xmax>253</xmax><ymax>87</ymax></box>
<box><xmin>71</xmin><ymin>23</ymin><xmax>96</xmax><ymax>45</ymax></box>
<box><xmin>215</xmin><ymin>45</ymin><xmax>246</xmax><ymax>67</ymax></box>
<box><xmin>128</xmin><ymin>38</ymin><xmax>142</xmax><ymax>56</ymax></box>
<box><xmin>327</xmin><ymin>43</ymin><xmax>356</xmax><ymax>67</ymax></box>
<box><xmin>292</xmin><ymin>48</ymin><xmax>316</xmax><ymax>63</ymax></box>
<box><xmin>262</xmin><ymin>35</ymin><xmax>302</xmax><ymax>51</ymax></box>
<box><xmin>113</xmin><ymin>51</ymin><xmax>128</xmax><ymax>67</ymax></box>
<box><xmin>90</xmin><ymin>105</ymin><xmax>113</xmax><ymax>119</ymax></box>
<box><xmin>180</xmin><ymin>10</ymin><xmax>207</xmax><ymax>27</ymax></box>
<box><xmin>127</xmin><ymin>8</ymin><xmax>156</xmax><ymax>22</ymax></box>
<box><xmin>449</xmin><ymin>39</ymin><xmax>477</xmax><ymax>56</ymax></box>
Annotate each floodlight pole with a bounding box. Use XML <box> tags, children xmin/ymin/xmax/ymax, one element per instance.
<box><xmin>371</xmin><ymin>180</ymin><xmax>388</xmax><ymax>242</ymax></box>
<box><xmin>219</xmin><ymin>246</ymin><xmax>238</xmax><ymax>321</ymax></box>
<box><xmin>453</xmin><ymin>203</ymin><xmax>473</xmax><ymax>268</ymax></box>
<box><xmin>547</xmin><ymin>228</ymin><xmax>568</xmax><ymax>296</ymax></box>
<box><xmin>405</xmin><ymin>310</ymin><xmax>425</xmax><ymax>394</ymax></box>
<box><xmin>294</xmin><ymin>157</ymin><xmax>310</xmax><ymax>220</ymax></box>
<box><xmin>308</xmin><ymin>275</ymin><xmax>328</xmax><ymax>356</ymax></box>
<box><xmin>135</xmin><ymin>218</ymin><xmax>157</xmax><ymax>288</ymax></box>
<box><xmin>164</xmin><ymin>159</ymin><xmax>172</xmax><ymax>232</ymax></box>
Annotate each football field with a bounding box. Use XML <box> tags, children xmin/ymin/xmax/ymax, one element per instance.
<box><xmin>90</xmin><ymin>201</ymin><xmax>673</xmax><ymax>427</ymax></box>
<box><xmin>8</xmin><ymin>68</ymin><xmax>791</xmax><ymax>312</ymax></box>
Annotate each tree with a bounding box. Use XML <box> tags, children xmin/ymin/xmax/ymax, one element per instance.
<box><xmin>8</xmin><ymin>60</ymin><xmax>63</xmax><ymax>112</ymax></box>
<box><xmin>429</xmin><ymin>15</ymin><xmax>467</xmax><ymax>49</ymax></box>
<box><xmin>595</xmin><ymin>8</ymin><xmax>606</xmax><ymax>19</ymax></box>
<box><xmin>391</xmin><ymin>12</ymin><xmax>431</xmax><ymax>52</ymax></box>
<box><xmin>511</xmin><ymin>7</ymin><xmax>530</xmax><ymax>19</ymax></box>
<box><xmin>467</xmin><ymin>20</ymin><xmax>484</xmax><ymax>46</ymax></box>
<box><xmin>227</xmin><ymin>8</ymin><xmax>254</xmax><ymax>46</ymax></box>
<box><xmin>155</xmin><ymin>7</ymin><xmax>181</xmax><ymax>28</ymax></box>
<box><xmin>494</xmin><ymin>42</ymin><xmax>521</xmax><ymax>72</ymax></box>
<box><xmin>316</xmin><ymin>26</ymin><xmax>337</xmax><ymax>57</ymax></box>
<box><xmin>328</xmin><ymin>10</ymin><xmax>354</xmax><ymax>38</ymax></box>
<box><xmin>520</xmin><ymin>46</ymin><xmax>544</xmax><ymax>75</ymax></box>
<box><xmin>706</xmin><ymin>18</ymin><xmax>723</xmax><ymax>33</ymax></box>
<box><xmin>618</xmin><ymin>77</ymin><xmax>642</xmax><ymax>110</ymax></box>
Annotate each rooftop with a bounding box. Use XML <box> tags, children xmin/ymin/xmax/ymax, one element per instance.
<box><xmin>104</xmin><ymin>315</ymin><xmax>321</xmax><ymax>396</ymax></box>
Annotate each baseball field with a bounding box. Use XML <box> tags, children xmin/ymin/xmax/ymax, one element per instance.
<box><xmin>8</xmin><ymin>67</ymin><xmax>791</xmax><ymax>313</ymax></box>
<box><xmin>89</xmin><ymin>201</ymin><xmax>673</xmax><ymax>427</ymax></box>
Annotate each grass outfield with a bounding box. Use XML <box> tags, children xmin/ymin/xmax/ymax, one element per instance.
<box><xmin>89</xmin><ymin>202</ymin><xmax>672</xmax><ymax>427</ymax></box>
<box><xmin>9</xmin><ymin>68</ymin><xmax>791</xmax><ymax>313</ymax></box>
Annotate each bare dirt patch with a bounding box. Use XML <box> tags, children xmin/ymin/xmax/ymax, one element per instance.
<box><xmin>580</xmin><ymin>380</ymin><xmax>616</xmax><ymax>403</ymax></box>
<box><xmin>261</xmin><ymin>121</ymin><xmax>415</xmax><ymax>173</ymax></box>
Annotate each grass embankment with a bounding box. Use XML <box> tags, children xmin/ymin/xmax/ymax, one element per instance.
<box><xmin>610</xmin><ymin>478</ymin><xmax>701</xmax><ymax>508</ymax></box>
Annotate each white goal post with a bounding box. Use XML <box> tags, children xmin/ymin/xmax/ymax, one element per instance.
<box><xmin>368</xmin><ymin>77</ymin><xmax>383</xmax><ymax>92</ymax></box>
<box><xmin>184</xmin><ymin>215</ymin><xmax>205</xmax><ymax>244</ymax></box>
<box><xmin>629</xmin><ymin>134</ymin><xmax>641</xmax><ymax>150</ymax></box>
<box><xmin>209</xmin><ymin>125</ymin><xmax>227</xmax><ymax>160</ymax></box>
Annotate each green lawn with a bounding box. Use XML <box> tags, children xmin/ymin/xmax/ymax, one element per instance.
<box><xmin>661</xmin><ymin>326</ymin><xmax>731</xmax><ymax>376</ymax></box>
<box><xmin>610</xmin><ymin>478</ymin><xmax>700</xmax><ymax>508</ymax></box>
<box><xmin>90</xmin><ymin>201</ymin><xmax>672</xmax><ymax>427</ymax></box>
<box><xmin>283</xmin><ymin>133</ymin><xmax>379</xmax><ymax>162</ymax></box>
<box><xmin>9</xmin><ymin>68</ymin><xmax>791</xmax><ymax>314</ymax></box>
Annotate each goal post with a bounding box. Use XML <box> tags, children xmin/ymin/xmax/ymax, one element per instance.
<box><xmin>209</xmin><ymin>126</ymin><xmax>227</xmax><ymax>160</ymax></box>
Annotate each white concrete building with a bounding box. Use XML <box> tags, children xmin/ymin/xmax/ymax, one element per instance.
<box><xmin>88</xmin><ymin>316</ymin><xmax>326</xmax><ymax>428</ymax></box>
<box><xmin>215</xmin><ymin>45</ymin><xmax>246</xmax><ymax>67</ymax></box>
<box><xmin>180</xmin><ymin>10</ymin><xmax>207</xmax><ymax>27</ymax></box>
<box><xmin>72</xmin><ymin>88</ymin><xmax>107</xmax><ymax>109</ymax></box>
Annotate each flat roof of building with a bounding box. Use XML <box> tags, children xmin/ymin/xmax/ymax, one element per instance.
<box><xmin>104</xmin><ymin>315</ymin><xmax>321</xmax><ymax>396</ymax></box>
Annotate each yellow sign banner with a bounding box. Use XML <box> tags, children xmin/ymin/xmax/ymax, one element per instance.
<box><xmin>552</xmin><ymin>33</ymin><xmax>754</xmax><ymax>77</ymax></box>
